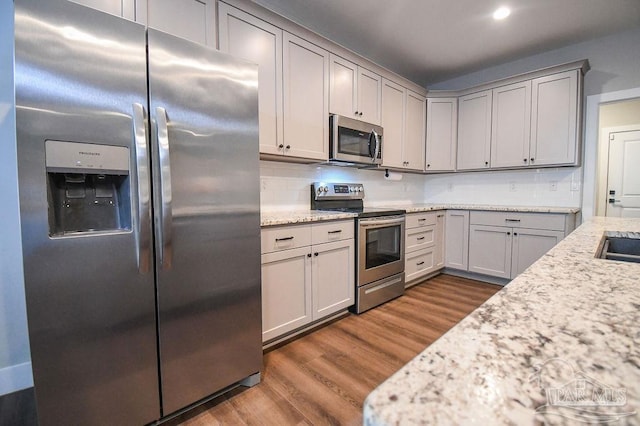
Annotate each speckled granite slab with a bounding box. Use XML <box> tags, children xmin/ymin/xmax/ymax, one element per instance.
<box><xmin>260</xmin><ymin>210</ymin><xmax>357</xmax><ymax>227</ymax></box>
<box><xmin>402</xmin><ymin>203</ymin><xmax>581</xmax><ymax>214</ymax></box>
<box><xmin>261</xmin><ymin>205</ymin><xmax>579</xmax><ymax>226</ymax></box>
<box><xmin>364</xmin><ymin>216</ymin><xmax>640</xmax><ymax>425</ymax></box>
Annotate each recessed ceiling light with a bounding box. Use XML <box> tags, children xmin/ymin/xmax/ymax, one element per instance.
<box><xmin>493</xmin><ymin>6</ymin><xmax>511</xmax><ymax>20</ymax></box>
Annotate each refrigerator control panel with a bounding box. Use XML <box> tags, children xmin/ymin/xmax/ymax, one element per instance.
<box><xmin>45</xmin><ymin>140</ymin><xmax>129</xmax><ymax>175</ymax></box>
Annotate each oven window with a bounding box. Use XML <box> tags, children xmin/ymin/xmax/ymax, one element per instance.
<box><xmin>365</xmin><ymin>225</ymin><xmax>401</xmax><ymax>269</ymax></box>
<box><xmin>338</xmin><ymin>127</ymin><xmax>371</xmax><ymax>157</ymax></box>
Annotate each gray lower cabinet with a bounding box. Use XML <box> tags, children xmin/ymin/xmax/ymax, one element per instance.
<box><xmin>468</xmin><ymin>211</ymin><xmax>569</xmax><ymax>279</ymax></box>
<box><xmin>444</xmin><ymin>210</ymin><xmax>470</xmax><ymax>270</ymax></box>
<box><xmin>260</xmin><ymin>220</ymin><xmax>354</xmax><ymax>342</ymax></box>
<box><xmin>404</xmin><ymin>211</ymin><xmax>445</xmax><ymax>285</ymax></box>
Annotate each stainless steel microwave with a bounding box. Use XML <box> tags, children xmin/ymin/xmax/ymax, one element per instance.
<box><xmin>329</xmin><ymin>115</ymin><xmax>383</xmax><ymax>166</ymax></box>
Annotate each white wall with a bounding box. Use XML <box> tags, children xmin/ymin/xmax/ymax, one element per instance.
<box><xmin>260</xmin><ymin>161</ymin><xmax>426</xmax><ymax>211</ymax></box>
<box><xmin>423</xmin><ymin>168</ymin><xmax>582</xmax><ymax>207</ymax></box>
<box><xmin>0</xmin><ymin>1</ymin><xmax>32</xmax><ymax>396</ymax></box>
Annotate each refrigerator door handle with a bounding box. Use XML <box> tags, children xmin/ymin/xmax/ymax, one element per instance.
<box><xmin>156</xmin><ymin>106</ymin><xmax>173</xmax><ymax>269</ymax></box>
<box><xmin>133</xmin><ymin>103</ymin><xmax>152</xmax><ymax>273</ymax></box>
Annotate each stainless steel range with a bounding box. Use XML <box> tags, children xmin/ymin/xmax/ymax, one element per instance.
<box><xmin>311</xmin><ymin>182</ymin><xmax>405</xmax><ymax>313</ymax></box>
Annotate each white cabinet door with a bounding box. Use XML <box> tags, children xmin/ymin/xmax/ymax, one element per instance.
<box><xmin>530</xmin><ymin>70</ymin><xmax>579</xmax><ymax>166</ymax></box>
<box><xmin>143</xmin><ymin>0</ymin><xmax>215</xmax><ymax>46</ymax></box>
<box><xmin>312</xmin><ymin>239</ymin><xmax>354</xmax><ymax>319</ymax></box>
<box><xmin>381</xmin><ymin>78</ymin><xmax>405</xmax><ymax>169</ymax></box>
<box><xmin>70</xmin><ymin>0</ymin><xmax>135</xmax><ymax>19</ymax></box>
<box><xmin>283</xmin><ymin>32</ymin><xmax>329</xmax><ymax>161</ymax></box>
<box><xmin>329</xmin><ymin>55</ymin><xmax>358</xmax><ymax>119</ymax></box>
<box><xmin>434</xmin><ymin>212</ymin><xmax>445</xmax><ymax>269</ymax></box>
<box><xmin>444</xmin><ymin>210</ymin><xmax>469</xmax><ymax>270</ymax></box>
<box><xmin>468</xmin><ymin>224</ymin><xmax>512</xmax><ymax>279</ymax></box>
<box><xmin>218</xmin><ymin>4</ymin><xmax>283</xmax><ymax>156</ymax></box>
<box><xmin>261</xmin><ymin>247</ymin><xmax>312</xmax><ymax>342</ymax></box>
<box><xmin>457</xmin><ymin>90</ymin><xmax>492</xmax><ymax>170</ymax></box>
<box><xmin>426</xmin><ymin>97</ymin><xmax>457</xmax><ymax>171</ymax></box>
<box><xmin>491</xmin><ymin>81</ymin><xmax>531</xmax><ymax>168</ymax></box>
<box><xmin>511</xmin><ymin>228</ymin><xmax>564</xmax><ymax>277</ymax></box>
<box><xmin>404</xmin><ymin>90</ymin><xmax>426</xmax><ymax>171</ymax></box>
<box><xmin>357</xmin><ymin>67</ymin><xmax>382</xmax><ymax>125</ymax></box>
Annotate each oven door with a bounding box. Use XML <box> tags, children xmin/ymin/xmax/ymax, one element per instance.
<box><xmin>358</xmin><ymin>215</ymin><xmax>405</xmax><ymax>286</ymax></box>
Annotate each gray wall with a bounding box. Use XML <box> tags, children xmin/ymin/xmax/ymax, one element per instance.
<box><xmin>0</xmin><ymin>0</ymin><xmax>32</xmax><ymax>396</ymax></box>
<box><xmin>429</xmin><ymin>27</ymin><xmax>640</xmax><ymax>97</ymax></box>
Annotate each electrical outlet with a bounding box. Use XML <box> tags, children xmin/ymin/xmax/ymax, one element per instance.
<box><xmin>549</xmin><ymin>181</ymin><xmax>558</xmax><ymax>191</ymax></box>
<box><xmin>509</xmin><ymin>182</ymin><xmax>517</xmax><ymax>192</ymax></box>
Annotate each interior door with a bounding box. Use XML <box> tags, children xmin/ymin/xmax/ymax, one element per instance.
<box><xmin>606</xmin><ymin>130</ymin><xmax>640</xmax><ymax>217</ymax></box>
<box><xmin>148</xmin><ymin>29</ymin><xmax>262</xmax><ymax>415</ymax></box>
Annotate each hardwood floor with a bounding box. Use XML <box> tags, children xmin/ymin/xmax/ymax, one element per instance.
<box><xmin>166</xmin><ymin>274</ymin><xmax>501</xmax><ymax>426</ymax></box>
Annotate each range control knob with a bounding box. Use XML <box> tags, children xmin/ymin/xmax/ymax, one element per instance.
<box><xmin>358</xmin><ymin>186</ymin><xmax>363</xmax><ymax>192</ymax></box>
<box><xmin>322</xmin><ymin>186</ymin><xmax>328</xmax><ymax>193</ymax></box>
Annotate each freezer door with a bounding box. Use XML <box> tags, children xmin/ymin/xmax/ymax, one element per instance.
<box><xmin>147</xmin><ymin>29</ymin><xmax>262</xmax><ymax>415</ymax></box>
<box><xmin>15</xmin><ymin>1</ymin><xmax>159</xmax><ymax>425</ymax></box>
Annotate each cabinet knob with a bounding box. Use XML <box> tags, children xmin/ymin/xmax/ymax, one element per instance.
<box><xmin>507</xmin><ymin>232</ymin><xmax>511</xmax><ymax>235</ymax></box>
<box><xmin>514</xmin><ymin>232</ymin><xmax>518</xmax><ymax>236</ymax></box>
<box><xmin>314</xmin><ymin>252</ymin><xmax>319</xmax><ymax>257</ymax></box>
<box><xmin>530</xmin><ymin>158</ymin><xmax>535</xmax><ymax>163</ymax></box>
<box><xmin>426</xmin><ymin>164</ymin><xmax>431</xmax><ymax>168</ymax></box>
<box><xmin>307</xmin><ymin>253</ymin><xmax>312</xmax><ymax>258</ymax></box>
<box><xmin>285</xmin><ymin>145</ymin><xmax>291</xmax><ymax>150</ymax></box>
<box><xmin>354</xmin><ymin>111</ymin><xmax>359</xmax><ymax>115</ymax></box>
<box><xmin>523</xmin><ymin>158</ymin><xmax>528</xmax><ymax>163</ymax></box>
<box><xmin>359</xmin><ymin>112</ymin><xmax>363</xmax><ymax>116</ymax></box>
<box><xmin>485</xmin><ymin>161</ymin><xmax>489</xmax><ymax>166</ymax></box>
<box><xmin>278</xmin><ymin>144</ymin><xmax>284</xmax><ymax>149</ymax></box>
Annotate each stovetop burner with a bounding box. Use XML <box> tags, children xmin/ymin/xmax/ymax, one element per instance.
<box><xmin>310</xmin><ymin>182</ymin><xmax>405</xmax><ymax>218</ymax></box>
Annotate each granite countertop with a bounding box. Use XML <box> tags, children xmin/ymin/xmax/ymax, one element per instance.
<box><xmin>261</xmin><ymin>205</ymin><xmax>580</xmax><ymax>226</ymax></box>
<box><xmin>260</xmin><ymin>210</ymin><xmax>357</xmax><ymax>227</ymax></box>
<box><xmin>364</xmin><ymin>216</ymin><xmax>640</xmax><ymax>425</ymax></box>
<box><xmin>400</xmin><ymin>203</ymin><xmax>581</xmax><ymax>214</ymax></box>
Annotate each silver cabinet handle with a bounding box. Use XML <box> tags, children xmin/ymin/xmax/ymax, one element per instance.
<box><xmin>370</xmin><ymin>129</ymin><xmax>380</xmax><ymax>162</ymax></box>
<box><xmin>156</xmin><ymin>107</ymin><xmax>173</xmax><ymax>270</ymax></box>
<box><xmin>133</xmin><ymin>103</ymin><xmax>151</xmax><ymax>273</ymax></box>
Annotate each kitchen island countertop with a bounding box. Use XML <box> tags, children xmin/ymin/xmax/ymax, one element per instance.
<box><xmin>364</xmin><ymin>216</ymin><xmax>640</xmax><ymax>425</ymax></box>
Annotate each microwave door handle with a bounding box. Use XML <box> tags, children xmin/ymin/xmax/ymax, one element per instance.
<box><xmin>155</xmin><ymin>107</ymin><xmax>173</xmax><ymax>270</ymax></box>
<box><xmin>371</xmin><ymin>129</ymin><xmax>380</xmax><ymax>162</ymax></box>
<box><xmin>132</xmin><ymin>103</ymin><xmax>151</xmax><ymax>273</ymax></box>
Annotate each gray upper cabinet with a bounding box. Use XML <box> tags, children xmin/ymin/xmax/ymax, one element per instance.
<box><xmin>218</xmin><ymin>3</ymin><xmax>283</xmax><ymax>156</ymax></box>
<box><xmin>425</xmin><ymin>97</ymin><xmax>457</xmax><ymax>172</ymax></box>
<box><xmin>141</xmin><ymin>0</ymin><xmax>216</xmax><ymax>46</ymax></box>
<box><xmin>490</xmin><ymin>81</ymin><xmax>531</xmax><ymax>168</ymax></box>
<box><xmin>70</xmin><ymin>0</ymin><xmax>216</xmax><ymax>46</ymax></box>
<box><xmin>329</xmin><ymin>54</ymin><xmax>382</xmax><ymax>125</ymax></box>
<box><xmin>457</xmin><ymin>90</ymin><xmax>492</xmax><ymax>170</ymax></box>
<box><xmin>530</xmin><ymin>70</ymin><xmax>579</xmax><ymax>166</ymax></box>
<box><xmin>69</xmin><ymin>0</ymin><xmax>136</xmax><ymax>19</ymax></box>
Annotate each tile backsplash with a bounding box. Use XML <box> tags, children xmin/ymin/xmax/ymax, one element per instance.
<box><xmin>259</xmin><ymin>160</ymin><xmax>583</xmax><ymax>211</ymax></box>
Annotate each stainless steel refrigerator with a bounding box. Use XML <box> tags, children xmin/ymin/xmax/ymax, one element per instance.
<box><xmin>14</xmin><ymin>0</ymin><xmax>262</xmax><ymax>424</ymax></box>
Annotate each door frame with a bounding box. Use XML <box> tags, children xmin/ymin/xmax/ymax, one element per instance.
<box><xmin>582</xmin><ymin>87</ymin><xmax>640</xmax><ymax>220</ymax></box>
<box><xmin>596</xmin><ymin>125</ymin><xmax>640</xmax><ymax>216</ymax></box>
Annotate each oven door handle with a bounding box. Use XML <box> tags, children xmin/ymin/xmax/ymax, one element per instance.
<box><xmin>359</xmin><ymin>216</ymin><xmax>405</xmax><ymax>227</ymax></box>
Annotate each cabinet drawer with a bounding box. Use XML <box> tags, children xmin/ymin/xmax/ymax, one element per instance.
<box><xmin>311</xmin><ymin>220</ymin><xmax>354</xmax><ymax>245</ymax></box>
<box><xmin>405</xmin><ymin>247</ymin><xmax>435</xmax><ymax>282</ymax></box>
<box><xmin>406</xmin><ymin>225</ymin><xmax>435</xmax><ymax>253</ymax></box>
<box><xmin>406</xmin><ymin>212</ymin><xmax>437</xmax><ymax>229</ymax></box>
<box><xmin>261</xmin><ymin>224</ymin><xmax>312</xmax><ymax>254</ymax></box>
<box><xmin>469</xmin><ymin>211</ymin><xmax>566</xmax><ymax>231</ymax></box>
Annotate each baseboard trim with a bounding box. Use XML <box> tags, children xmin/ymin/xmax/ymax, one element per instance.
<box><xmin>0</xmin><ymin>362</ymin><xmax>33</xmax><ymax>396</ymax></box>
<box><xmin>442</xmin><ymin>268</ymin><xmax>510</xmax><ymax>286</ymax></box>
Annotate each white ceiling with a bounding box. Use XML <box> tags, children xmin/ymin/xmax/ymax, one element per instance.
<box><xmin>250</xmin><ymin>0</ymin><xmax>640</xmax><ymax>87</ymax></box>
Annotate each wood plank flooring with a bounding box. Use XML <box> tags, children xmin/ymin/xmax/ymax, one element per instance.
<box><xmin>166</xmin><ymin>274</ymin><xmax>501</xmax><ymax>426</ymax></box>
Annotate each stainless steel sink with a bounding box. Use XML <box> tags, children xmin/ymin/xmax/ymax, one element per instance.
<box><xmin>596</xmin><ymin>231</ymin><xmax>640</xmax><ymax>263</ymax></box>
